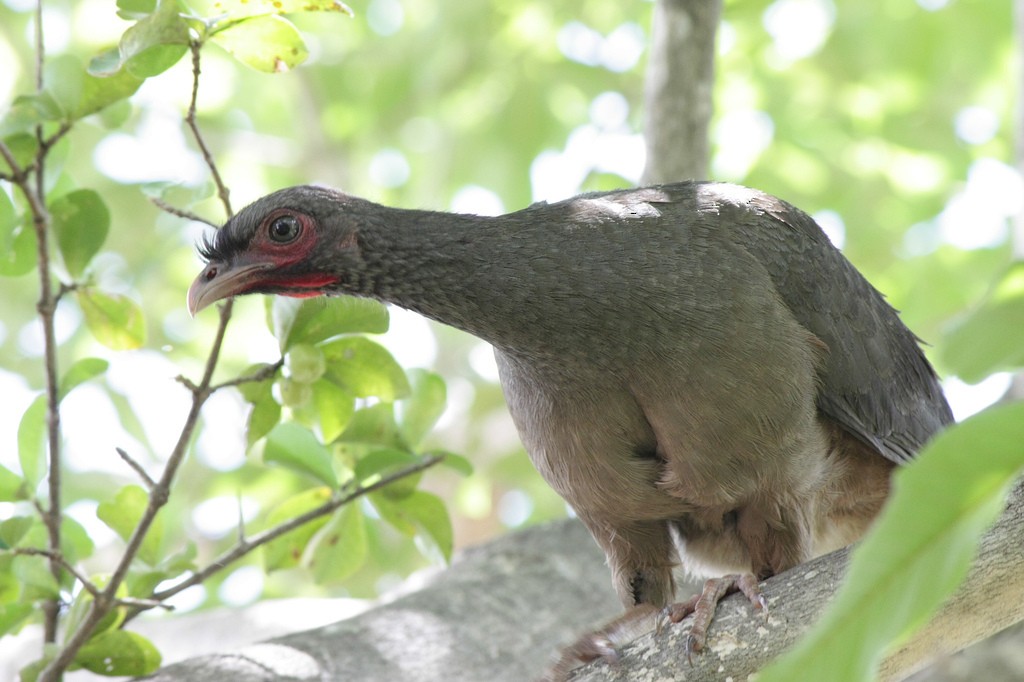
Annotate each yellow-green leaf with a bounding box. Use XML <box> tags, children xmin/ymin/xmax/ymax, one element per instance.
<box><xmin>97</xmin><ymin>485</ymin><xmax>163</xmax><ymax>566</ymax></box>
<box><xmin>372</xmin><ymin>490</ymin><xmax>453</xmax><ymax>563</ymax></box>
<box><xmin>211</xmin><ymin>15</ymin><xmax>308</xmax><ymax>72</ymax></box>
<box><xmin>17</xmin><ymin>395</ymin><xmax>47</xmax><ymax>490</ymax></box>
<box><xmin>321</xmin><ymin>337</ymin><xmax>410</xmax><ymax>401</ymax></box>
<box><xmin>51</xmin><ymin>189</ymin><xmax>110</xmax><ymax>278</ymax></box>
<box><xmin>59</xmin><ymin>358</ymin><xmax>110</xmax><ymax>401</ymax></box>
<box><xmin>398</xmin><ymin>369</ymin><xmax>447</xmax><ymax>448</ymax></box>
<box><xmin>306</xmin><ymin>502</ymin><xmax>367</xmax><ymax>583</ymax></box>
<box><xmin>263</xmin><ymin>487</ymin><xmax>333</xmax><ymax>571</ymax></box>
<box><xmin>0</xmin><ymin>464</ymin><xmax>27</xmax><ymax>502</ymax></box>
<box><xmin>0</xmin><ymin>195</ymin><xmax>36</xmax><ymax>277</ymax></box>
<box><xmin>75</xmin><ymin>629</ymin><xmax>161</xmax><ymax>676</ymax></box>
<box><xmin>273</xmin><ymin>296</ymin><xmax>389</xmax><ymax>351</ymax></box>
<box><xmin>311</xmin><ymin>378</ymin><xmax>355</xmax><ymax>443</ymax></box>
<box><xmin>77</xmin><ymin>289</ymin><xmax>146</xmax><ymax>350</ymax></box>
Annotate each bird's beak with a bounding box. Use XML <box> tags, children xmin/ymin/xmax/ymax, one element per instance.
<box><xmin>187</xmin><ymin>261</ymin><xmax>273</xmax><ymax>316</ymax></box>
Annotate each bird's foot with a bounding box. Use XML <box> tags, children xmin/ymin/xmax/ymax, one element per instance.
<box><xmin>540</xmin><ymin>604</ymin><xmax>662</xmax><ymax>682</ymax></box>
<box><xmin>663</xmin><ymin>573</ymin><xmax>768</xmax><ymax>663</ymax></box>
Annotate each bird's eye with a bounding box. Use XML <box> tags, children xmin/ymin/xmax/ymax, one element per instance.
<box><xmin>268</xmin><ymin>215</ymin><xmax>301</xmax><ymax>243</ymax></box>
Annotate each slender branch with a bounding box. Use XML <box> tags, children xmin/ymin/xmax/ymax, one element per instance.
<box><xmin>115</xmin><ymin>447</ymin><xmax>157</xmax><ymax>489</ymax></box>
<box><xmin>150</xmin><ymin>196</ymin><xmax>220</xmax><ymax>227</ymax></box>
<box><xmin>8</xmin><ymin>0</ymin><xmax>71</xmax><ymax>647</ymax></box>
<box><xmin>123</xmin><ymin>453</ymin><xmax>445</xmax><ymax>622</ymax></box>
<box><xmin>38</xmin><ymin>39</ymin><xmax>238</xmax><ymax>682</ymax></box>
<box><xmin>186</xmin><ymin>40</ymin><xmax>231</xmax><ymax>216</ymax></box>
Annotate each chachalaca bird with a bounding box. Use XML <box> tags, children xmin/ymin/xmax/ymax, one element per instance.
<box><xmin>188</xmin><ymin>181</ymin><xmax>954</xmax><ymax>676</ymax></box>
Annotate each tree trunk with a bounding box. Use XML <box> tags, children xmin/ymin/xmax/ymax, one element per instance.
<box><xmin>641</xmin><ymin>0</ymin><xmax>722</xmax><ymax>184</ymax></box>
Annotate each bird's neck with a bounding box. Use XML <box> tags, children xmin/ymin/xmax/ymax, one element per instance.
<box><xmin>350</xmin><ymin>202</ymin><xmax>585</xmax><ymax>357</ymax></box>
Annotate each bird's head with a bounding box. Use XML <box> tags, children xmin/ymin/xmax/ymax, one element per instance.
<box><xmin>187</xmin><ymin>185</ymin><xmax>364</xmax><ymax>315</ymax></box>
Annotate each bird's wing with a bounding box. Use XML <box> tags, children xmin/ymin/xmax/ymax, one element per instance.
<box><xmin>702</xmin><ymin>185</ymin><xmax>953</xmax><ymax>464</ymax></box>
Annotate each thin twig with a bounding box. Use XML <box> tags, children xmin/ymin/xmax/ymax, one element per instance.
<box><xmin>186</xmin><ymin>40</ymin><xmax>231</xmax><ymax>217</ymax></box>
<box><xmin>123</xmin><ymin>453</ymin><xmax>446</xmax><ymax>622</ymax></box>
<box><xmin>150</xmin><ymin>196</ymin><xmax>220</xmax><ymax>227</ymax></box>
<box><xmin>16</xmin><ymin>548</ymin><xmax>103</xmax><ymax>597</ymax></box>
<box><xmin>115</xmin><ymin>447</ymin><xmax>157</xmax><ymax>489</ymax></box>
<box><xmin>18</xmin><ymin>0</ymin><xmax>69</xmax><ymax>647</ymax></box>
<box><xmin>14</xmin><ymin>548</ymin><xmax>172</xmax><ymax>611</ymax></box>
<box><xmin>211</xmin><ymin>358</ymin><xmax>284</xmax><ymax>391</ymax></box>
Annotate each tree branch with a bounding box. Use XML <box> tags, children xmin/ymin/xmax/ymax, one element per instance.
<box><xmin>570</xmin><ymin>477</ymin><xmax>1024</xmax><ymax>681</ymax></box>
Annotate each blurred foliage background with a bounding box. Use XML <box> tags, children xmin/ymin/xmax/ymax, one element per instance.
<box><xmin>0</xmin><ymin>0</ymin><xmax>1016</xmax><ymax>618</ymax></box>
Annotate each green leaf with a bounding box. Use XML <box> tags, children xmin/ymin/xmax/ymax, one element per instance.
<box><xmin>97</xmin><ymin>485</ymin><xmax>163</xmax><ymax>566</ymax></box>
<box><xmin>339</xmin><ymin>402</ymin><xmax>405</xmax><ymax>450</ymax></box>
<box><xmin>51</xmin><ymin>189</ymin><xmax>111</xmax><ymax>278</ymax></box>
<box><xmin>262</xmin><ymin>487</ymin><xmax>333</xmax><ymax>571</ymax></box>
<box><xmin>17</xmin><ymin>395</ymin><xmax>47</xmax><ymax>490</ymax></box>
<box><xmin>0</xmin><ymin>96</ymin><xmax>59</xmax><ymax>136</ymax></box>
<box><xmin>107</xmin><ymin>0</ymin><xmax>191</xmax><ymax>79</ymax></box>
<box><xmin>372</xmin><ymin>490</ymin><xmax>453</xmax><ymax>562</ymax></box>
<box><xmin>306</xmin><ymin>502</ymin><xmax>367</xmax><ymax>583</ymax></box>
<box><xmin>77</xmin><ymin>289</ymin><xmax>147</xmax><ymax>350</ymax></box>
<box><xmin>75</xmin><ymin>629</ymin><xmax>161</xmax><ymax>676</ymax></box>
<box><xmin>76</xmin><ymin>68</ymin><xmax>145</xmax><ymax>120</ymax></box>
<box><xmin>211</xmin><ymin>15</ymin><xmax>309</xmax><ymax>73</ymax></box>
<box><xmin>941</xmin><ymin>262</ymin><xmax>1024</xmax><ymax>382</ymax></box>
<box><xmin>0</xmin><ymin>603</ymin><xmax>33</xmax><ymax>638</ymax></box>
<box><xmin>117</xmin><ymin>0</ymin><xmax>158</xmax><ymax>20</ymax></box>
<box><xmin>321</xmin><ymin>337</ymin><xmax>410</xmax><ymax>401</ymax></box>
<box><xmin>247</xmin><ymin>393</ymin><xmax>282</xmax><ymax>447</ymax></box>
<box><xmin>354</xmin><ymin>448</ymin><xmax>421</xmax><ymax>498</ymax></box>
<box><xmin>433</xmin><ymin>450</ymin><xmax>473</xmax><ymax>477</ymax></box>
<box><xmin>43</xmin><ymin>55</ymin><xmax>86</xmax><ymax>117</ymax></box>
<box><xmin>12</xmin><ymin>555</ymin><xmax>59</xmax><ymax>599</ymax></box>
<box><xmin>0</xmin><ymin>195</ymin><xmax>36</xmax><ymax>278</ymax></box>
<box><xmin>263</xmin><ymin>422</ymin><xmax>338</xmax><ymax>487</ymax></box>
<box><xmin>59</xmin><ymin>358</ymin><xmax>110</xmax><ymax>401</ymax></box>
<box><xmin>0</xmin><ymin>133</ymin><xmax>39</xmax><ymax>173</ymax></box>
<box><xmin>310</xmin><ymin>378</ymin><xmax>355</xmax><ymax>443</ymax></box>
<box><xmin>398</xmin><ymin>369</ymin><xmax>447</xmax><ymax>448</ymax></box>
<box><xmin>0</xmin><ymin>464</ymin><xmax>27</xmax><ymax>502</ymax></box>
<box><xmin>758</xmin><ymin>401</ymin><xmax>1024</xmax><ymax>682</ymax></box>
<box><xmin>272</xmin><ymin>296</ymin><xmax>390</xmax><ymax>351</ymax></box>
<box><xmin>0</xmin><ymin>517</ymin><xmax>34</xmax><ymax>549</ymax></box>
<box><xmin>61</xmin><ymin>516</ymin><xmax>96</xmax><ymax>565</ymax></box>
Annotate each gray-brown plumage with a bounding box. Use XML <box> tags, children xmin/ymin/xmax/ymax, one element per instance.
<box><xmin>188</xmin><ymin>181</ymin><xmax>953</xmax><ymax>672</ymax></box>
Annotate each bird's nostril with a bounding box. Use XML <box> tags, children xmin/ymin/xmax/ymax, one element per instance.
<box><xmin>205</xmin><ymin>266</ymin><xmax>218</xmax><ymax>281</ymax></box>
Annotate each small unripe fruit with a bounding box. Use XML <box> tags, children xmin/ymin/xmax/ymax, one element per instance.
<box><xmin>286</xmin><ymin>343</ymin><xmax>326</xmax><ymax>383</ymax></box>
<box><xmin>277</xmin><ymin>376</ymin><xmax>313</xmax><ymax>408</ymax></box>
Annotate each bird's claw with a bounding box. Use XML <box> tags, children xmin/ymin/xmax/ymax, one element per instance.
<box><xmin>660</xmin><ymin>573</ymin><xmax>767</xmax><ymax>665</ymax></box>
